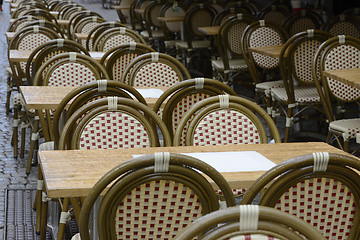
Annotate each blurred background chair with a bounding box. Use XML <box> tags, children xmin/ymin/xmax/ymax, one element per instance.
<box><xmin>321</xmin><ymin>14</ymin><xmax>360</xmax><ymax>38</ymax></box>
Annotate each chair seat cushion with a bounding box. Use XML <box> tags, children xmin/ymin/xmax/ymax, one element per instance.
<box><xmin>140</xmin><ymin>30</ymin><xmax>164</xmax><ymax>38</ymax></box>
<box><xmin>271</xmin><ymin>86</ymin><xmax>320</xmax><ymax>103</ymax></box>
<box><xmin>175</xmin><ymin>40</ymin><xmax>211</xmax><ymax>49</ymax></box>
<box><xmin>39</xmin><ymin>141</ymin><xmax>55</xmax><ymax>151</ymax></box>
<box><xmin>255</xmin><ymin>80</ymin><xmax>284</xmax><ymax>91</ymax></box>
<box><xmin>211</xmin><ymin>58</ymin><xmax>248</xmax><ymax>71</ymax></box>
<box><xmin>329</xmin><ymin>118</ymin><xmax>360</xmax><ymax>140</ymax></box>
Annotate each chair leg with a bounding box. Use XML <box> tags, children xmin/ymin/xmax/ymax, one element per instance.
<box><xmin>26</xmin><ymin>116</ymin><xmax>40</xmax><ymax>175</ymax></box>
<box><xmin>344</xmin><ymin>139</ymin><xmax>350</xmax><ymax>152</ymax></box>
<box><xmin>6</xmin><ymin>76</ymin><xmax>12</xmax><ymax>115</ymax></box>
<box><xmin>12</xmin><ymin>104</ymin><xmax>20</xmax><ymax>158</ymax></box>
<box><xmin>35</xmin><ymin>170</ymin><xmax>43</xmax><ymax>234</ymax></box>
<box><xmin>57</xmin><ymin>198</ymin><xmax>70</xmax><ymax>240</ymax></box>
<box><xmin>284</xmin><ymin>107</ymin><xmax>293</xmax><ymax>143</ymax></box>
<box><xmin>40</xmin><ymin>192</ymin><xmax>50</xmax><ymax>240</ymax></box>
<box><xmin>20</xmin><ymin>117</ymin><xmax>27</xmax><ymax>159</ymax></box>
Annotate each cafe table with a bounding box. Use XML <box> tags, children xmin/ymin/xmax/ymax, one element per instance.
<box><xmin>20</xmin><ymin>85</ymin><xmax>169</xmax><ymax>142</ymax></box>
<box><xmin>8</xmin><ymin>49</ymin><xmax>105</xmax><ymax>63</ymax></box>
<box><xmin>198</xmin><ymin>26</ymin><xmax>220</xmax><ymax>36</ymax></box>
<box><xmin>323</xmin><ymin>68</ymin><xmax>360</xmax><ymax>90</ymax></box>
<box><xmin>157</xmin><ymin>16</ymin><xmax>184</xmax><ymax>22</ymax></box>
<box><xmin>248</xmin><ymin>44</ymin><xmax>286</xmax><ymax>58</ymax></box>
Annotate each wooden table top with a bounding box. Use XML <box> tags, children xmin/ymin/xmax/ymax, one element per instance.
<box><xmin>248</xmin><ymin>44</ymin><xmax>285</xmax><ymax>58</ymax></box>
<box><xmin>198</xmin><ymin>26</ymin><xmax>220</xmax><ymax>36</ymax></box>
<box><xmin>323</xmin><ymin>68</ymin><xmax>360</xmax><ymax>90</ymax></box>
<box><xmin>38</xmin><ymin>142</ymin><xmax>352</xmax><ymax>198</ymax></box>
<box><xmin>20</xmin><ymin>85</ymin><xmax>169</xmax><ymax>110</ymax></box>
<box><xmin>9</xmin><ymin>50</ymin><xmax>105</xmax><ymax>63</ymax></box>
<box><xmin>157</xmin><ymin>16</ymin><xmax>184</xmax><ymax>22</ymax></box>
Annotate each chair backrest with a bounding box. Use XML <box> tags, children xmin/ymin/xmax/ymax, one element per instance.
<box><xmin>33</xmin><ymin>52</ymin><xmax>109</xmax><ymax>86</ymax></box>
<box><xmin>257</xmin><ymin>4</ymin><xmax>290</xmax><ymax>26</ymax></box>
<box><xmin>321</xmin><ymin>14</ymin><xmax>360</xmax><ymax>38</ymax></box>
<box><xmin>278</xmin><ymin>29</ymin><xmax>333</xmax><ymax>104</ymax></box>
<box><xmin>241</xmin><ymin>20</ymin><xmax>288</xmax><ymax>84</ymax></box>
<box><xmin>100</xmin><ymin>42</ymin><xmax>155</xmax><ymax>82</ymax></box>
<box><xmin>281</xmin><ymin>9</ymin><xmax>323</xmax><ymax>36</ymax></box>
<box><xmin>174</xmin><ymin>205</ymin><xmax>327</xmax><ymax>240</ymax></box>
<box><xmin>58</xmin><ymin>97</ymin><xmax>172</xmax><ymax>150</ymax></box>
<box><xmin>67</xmin><ymin>10</ymin><xmax>103</xmax><ymax>38</ymax></box>
<box><xmin>142</xmin><ymin>0</ymin><xmax>164</xmax><ymax>38</ymax></box>
<box><xmin>121</xmin><ymin>52</ymin><xmax>191</xmax><ymax>86</ymax></box>
<box><xmin>313</xmin><ymin>35</ymin><xmax>360</xmax><ymax>123</ymax></box>
<box><xmin>25</xmin><ymin>39</ymin><xmax>90</xmax><ymax>86</ymax></box>
<box><xmin>52</xmin><ymin>80</ymin><xmax>148</xmax><ymax>147</ymax></box>
<box><xmin>78</xmin><ymin>152</ymin><xmax>236</xmax><ymax>240</ymax></box>
<box><xmin>72</xmin><ymin>15</ymin><xmax>107</xmax><ymax>36</ymax></box>
<box><xmin>26</xmin><ymin>8</ymin><xmax>59</xmax><ymax>24</ymax></box>
<box><xmin>8</xmin><ymin>25</ymin><xmax>60</xmax><ymax>88</ymax></box>
<box><xmin>182</xmin><ymin>4</ymin><xmax>217</xmax><ymax>46</ymax></box>
<box><xmin>241</xmin><ymin>152</ymin><xmax>360</xmax><ymax>240</ymax></box>
<box><xmin>11</xmin><ymin>5</ymin><xmax>38</xmax><ymax>18</ymax></box>
<box><xmin>93</xmin><ymin>27</ymin><xmax>146</xmax><ymax>52</ymax></box>
<box><xmin>7</xmin><ymin>16</ymin><xmax>41</xmax><ymax>32</ymax></box>
<box><xmin>24</xmin><ymin>20</ymin><xmax>65</xmax><ymax>37</ymax></box>
<box><xmin>174</xmin><ymin>95</ymin><xmax>281</xmax><ymax>146</ymax></box>
<box><xmin>159</xmin><ymin>3</ymin><xmax>186</xmax><ymax>38</ymax></box>
<box><xmin>153</xmin><ymin>78</ymin><xmax>237</xmax><ymax>139</ymax></box>
<box><xmin>213</xmin><ymin>6</ymin><xmax>255</xmax><ymax>26</ymax></box>
<box><xmin>86</xmin><ymin>21</ymin><xmax>127</xmax><ymax>51</ymax></box>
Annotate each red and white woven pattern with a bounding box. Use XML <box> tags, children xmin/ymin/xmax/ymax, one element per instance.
<box><xmin>227</xmin><ymin>22</ymin><xmax>248</xmax><ymax>54</ymax></box>
<box><xmin>103</xmin><ymin>35</ymin><xmax>136</xmax><ymax>52</ymax></box>
<box><xmin>249</xmin><ymin>27</ymin><xmax>282</xmax><ymax>69</ymax></box>
<box><xmin>47</xmin><ymin>62</ymin><xmax>97</xmax><ymax>86</ymax></box>
<box><xmin>289</xmin><ymin>18</ymin><xmax>316</xmax><ymax>36</ymax></box>
<box><xmin>271</xmin><ymin>86</ymin><xmax>320</xmax><ymax>103</ymax></box>
<box><xmin>276</xmin><ymin>178</ymin><xmax>355</xmax><ymax>239</ymax></box>
<box><xmin>133</xmin><ymin>63</ymin><xmax>180</xmax><ymax>87</ymax></box>
<box><xmin>329</xmin><ymin>118</ymin><xmax>360</xmax><ymax>140</ymax></box>
<box><xmin>81</xmin><ymin>21</ymin><xmax>100</xmax><ymax>34</ymax></box>
<box><xmin>293</xmin><ymin>39</ymin><xmax>321</xmax><ymax>83</ymax></box>
<box><xmin>324</xmin><ymin>45</ymin><xmax>360</xmax><ymax>101</ymax></box>
<box><xmin>214</xmin><ymin>188</ymin><xmax>247</xmax><ymax>197</ymax></box>
<box><xmin>113</xmin><ymin>53</ymin><xmax>138</xmax><ymax>81</ymax></box>
<box><xmin>329</xmin><ymin>22</ymin><xmax>360</xmax><ymax>38</ymax></box>
<box><xmin>115</xmin><ymin>180</ymin><xmax>202</xmax><ymax>240</ymax></box>
<box><xmin>79</xmin><ymin>112</ymin><xmax>150</xmax><ymax>149</ymax></box>
<box><xmin>192</xmin><ymin>109</ymin><xmax>261</xmax><ymax>146</ymax></box>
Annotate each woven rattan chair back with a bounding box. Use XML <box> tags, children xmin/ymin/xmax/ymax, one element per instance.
<box><xmin>93</xmin><ymin>27</ymin><xmax>146</xmax><ymax>52</ymax></box>
<box><xmin>321</xmin><ymin>15</ymin><xmax>360</xmax><ymax>38</ymax></box>
<box><xmin>121</xmin><ymin>52</ymin><xmax>191</xmax><ymax>86</ymax></box>
<box><xmin>7</xmin><ymin>16</ymin><xmax>41</xmax><ymax>32</ymax></box>
<box><xmin>159</xmin><ymin>3</ymin><xmax>186</xmax><ymax>37</ymax></box>
<box><xmin>153</xmin><ymin>78</ymin><xmax>237</xmax><ymax>139</ymax></box>
<box><xmin>24</xmin><ymin>20</ymin><xmax>65</xmax><ymax>38</ymax></box>
<box><xmin>175</xmin><ymin>205</ymin><xmax>326</xmax><ymax>240</ymax></box>
<box><xmin>78</xmin><ymin>152</ymin><xmax>236</xmax><ymax>240</ymax></box>
<box><xmin>241</xmin><ymin>152</ymin><xmax>360</xmax><ymax>240</ymax></box>
<box><xmin>213</xmin><ymin>6</ymin><xmax>255</xmax><ymax>26</ymax></box>
<box><xmin>72</xmin><ymin>16</ymin><xmax>107</xmax><ymax>45</ymax></box>
<box><xmin>33</xmin><ymin>52</ymin><xmax>109</xmax><ymax>86</ymax></box>
<box><xmin>141</xmin><ymin>0</ymin><xmax>164</xmax><ymax>38</ymax></box>
<box><xmin>11</xmin><ymin>5</ymin><xmax>38</xmax><ymax>18</ymax></box>
<box><xmin>85</xmin><ymin>21</ymin><xmax>127</xmax><ymax>51</ymax></box>
<box><xmin>60</xmin><ymin>5</ymin><xmax>84</xmax><ymax>20</ymax></box>
<box><xmin>257</xmin><ymin>4</ymin><xmax>290</xmax><ymax>26</ymax></box>
<box><xmin>52</xmin><ymin>80</ymin><xmax>148</xmax><ymax>147</ymax></box>
<box><xmin>241</xmin><ymin>20</ymin><xmax>288</xmax><ymax>85</ymax></box>
<box><xmin>174</xmin><ymin>95</ymin><xmax>281</xmax><ymax>146</ymax></box>
<box><xmin>25</xmin><ymin>8</ymin><xmax>59</xmax><ymax>24</ymax></box>
<box><xmin>8</xmin><ymin>25</ymin><xmax>60</xmax><ymax>88</ymax></box>
<box><xmin>100</xmin><ymin>42</ymin><xmax>155</xmax><ymax>82</ymax></box>
<box><xmin>313</xmin><ymin>35</ymin><xmax>360</xmax><ymax>122</ymax></box>
<box><xmin>225</xmin><ymin>1</ymin><xmax>258</xmax><ymax>16</ymax></box>
<box><xmin>58</xmin><ymin>97</ymin><xmax>172</xmax><ymax>150</ymax></box>
<box><xmin>67</xmin><ymin>11</ymin><xmax>102</xmax><ymax>38</ymax></box>
<box><xmin>26</xmin><ymin>39</ymin><xmax>90</xmax><ymax>86</ymax></box>
<box><xmin>281</xmin><ymin>9</ymin><xmax>323</xmax><ymax>36</ymax></box>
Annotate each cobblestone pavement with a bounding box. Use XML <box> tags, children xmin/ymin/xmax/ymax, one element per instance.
<box><xmin>0</xmin><ymin>1</ymin><xmax>117</xmax><ymax>239</ymax></box>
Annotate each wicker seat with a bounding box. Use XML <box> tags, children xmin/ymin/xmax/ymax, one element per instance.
<box><xmin>241</xmin><ymin>152</ymin><xmax>360</xmax><ymax>240</ymax></box>
<box><xmin>173</xmin><ymin>95</ymin><xmax>281</xmax><ymax>146</ymax></box>
<box><xmin>241</xmin><ymin>20</ymin><xmax>288</xmax><ymax>114</ymax></box>
<box><xmin>271</xmin><ymin>29</ymin><xmax>333</xmax><ymax>142</ymax></box>
<box><xmin>174</xmin><ymin>205</ymin><xmax>326</xmax><ymax>240</ymax></box>
<box><xmin>121</xmin><ymin>52</ymin><xmax>191</xmax><ymax>86</ymax></box>
<box><xmin>77</xmin><ymin>152</ymin><xmax>236</xmax><ymax>240</ymax></box>
<box><xmin>313</xmin><ymin>35</ymin><xmax>360</xmax><ymax>152</ymax></box>
<box><xmin>153</xmin><ymin>78</ymin><xmax>237</xmax><ymax>140</ymax></box>
<box><xmin>99</xmin><ymin>42</ymin><xmax>155</xmax><ymax>82</ymax></box>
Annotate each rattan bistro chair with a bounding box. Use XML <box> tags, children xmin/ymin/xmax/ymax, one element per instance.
<box><xmin>241</xmin><ymin>152</ymin><xmax>360</xmax><ymax>240</ymax></box>
<box><xmin>78</xmin><ymin>152</ymin><xmax>236</xmax><ymax>240</ymax></box>
<box><xmin>173</xmin><ymin>95</ymin><xmax>281</xmax><ymax>146</ymax></box>
<box><xmin>153</xmin><ymin>78</ymin><xmax>237</xmax><ymax>140</ymax></box>
<box><xmin>313</xmin><ymin>35</ymin><xmax>360</xmax><ymax>152</ymax></box>
<box><xmin>174</xmin><ymin>205</ymin><xmax>326</xmax><ymax>240</ymax></box>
